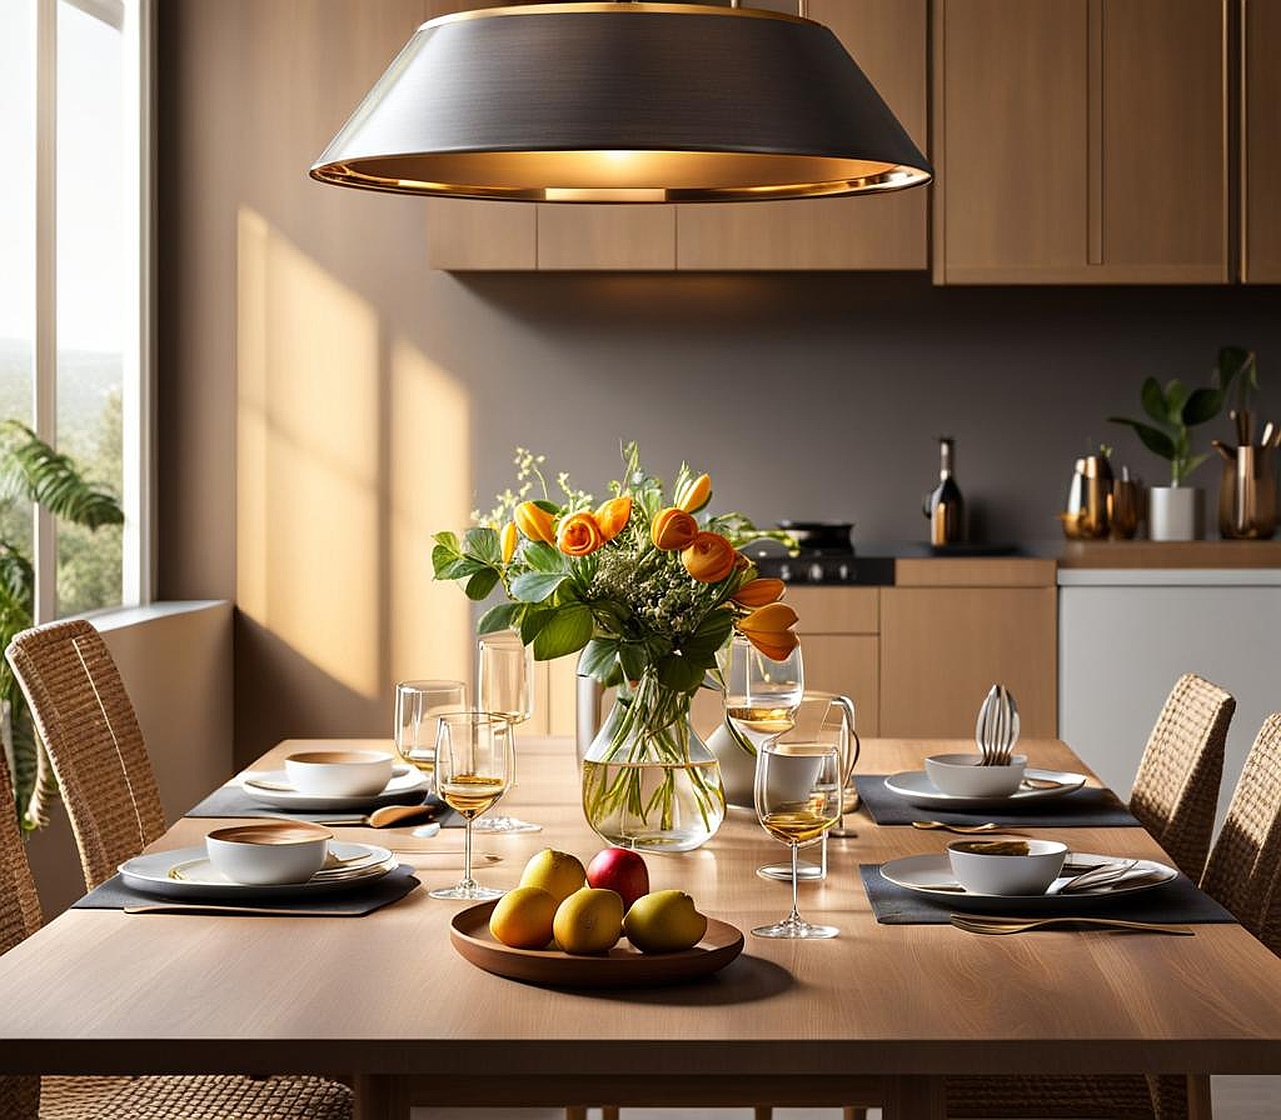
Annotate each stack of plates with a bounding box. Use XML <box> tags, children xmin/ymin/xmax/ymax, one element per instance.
<box><xmin>119</xmin><ymin>842</ymin><xmax>397</xmax><ymax>901</ymax></box>
<box><xmin>883</xmin><ymin>767</ymin><xmax>1088</xmax><ymax>811</ymax></box>
<box><xmin>239</xmin><ymin>765</ymin><xmax>429</xmax><ymax>812</ymax></box>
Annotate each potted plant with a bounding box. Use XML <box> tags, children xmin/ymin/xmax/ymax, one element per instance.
<box><xmin>1109</xmin><ymin>373</ymin><xmax>1229</xmax><ymax>540</ymax></box>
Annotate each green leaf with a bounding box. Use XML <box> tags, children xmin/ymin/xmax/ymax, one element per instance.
<box><xmin>433</xmin><ymin>530</ymin><xmax>461</xmax><ymax>554</ymax></box>
<box><xmin>477</xmin><ymin>601</ymin><xmax>522</xmax><ymax>635</ymax></box>
<box><xmin>1216</xmin><ymin>346</ymin><xmax>1256</xmax><ymax>394</ymax></box>
<box><xmin>1181</xmin><ymin>452</ymin><xmax>1211</xmax><ymax>481</ymax></box>
<box><xmin>532</xmin><ymin>604</ymin><xmax>594</xmax><ymax>661</ymax></box>
<box><xmin>578</xmin><ymin>637</ymin><xmax>621</xmax><ymax>680</ymax></box>
<box><xmin>520</xmin><ymin>607</ymin><xmax>554</xmax><ymax>645</ymax></box>
<box><xmin>463</xmin><ymin>526</ymin><xmax>501</xmax><ymax>567</ymax></box>
<box><xmin>1108</xmin><ymin>417</ymin><xmax>1177</xmax><ymax>460</ymax></box>
<box><xmin>0</xmin><ymin>421</ymin><xmax>123</xmax><ymax>529</ymax></box>
<box><xmin>511</xmin><ymin>571</ymin><xmax>568</xmax><ymax>603</ymax></box>
<box><xmin>1140</xmin><ymin>377</ymin><xmax>1167</xmax><ymax>425</ymax></box>
<box><xmin>433</xmin><ymin>545</ymin><xmax>485</xmax><ymax>581</ymax></box>
<box><xmin>521</xmin><ymin>541</ymin><xmax>566</xmax><ymax>574</ymax></box>
<box><xmin>464</xmin><ymin>568</ymin><xmax>500</xmax><ymax>601</ymax></box>
<box><xmin>531</xmin><ymin>499</ymin><xmax>560</xmax><ymax>515</ymax></box>
<box><xmin>1182</xmin><ymin>387</ymin><xmax>1224</xmax><ymax>427</ymax></box>
<box><xmin>618</xmin><ymin>641</ymin><xmax>650</xmax><ymax>682</ymax></box>
<box><xmin>680</xmin><ymin>610</ymin><xmax>735</xmax><ymax>665</ymax></box>
<box><xmin>1163</xmin><ymin>380</ymin><xmax>1189</xmax><ymax>425</ymax></box>
<box><xmin>655</xmin><ymin>653</ymin><xmax>703</xmax><ymax>695</ymax></box>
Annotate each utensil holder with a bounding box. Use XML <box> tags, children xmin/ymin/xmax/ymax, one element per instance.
<box><xmin>1218</xmin><ymin>446</ymin><xmax>1278</xmax><ymax>539</ymax></box>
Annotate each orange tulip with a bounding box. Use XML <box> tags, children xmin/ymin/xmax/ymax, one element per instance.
<box><xmin>594</xmin><ymin>496</ymin><xmax>633</xmax><ymax>542</ymax></box>
<box><xmin>675</xmin><ymin>472</ymin><xmax>712</xmax><ymax>514</ymax></box>
<box><xmin>735</xmin><ymin>602</ymin><xmax>801</xmax><ymax>661</ymax></box>
<box><xmin>557</xmin><ymin>511</ymin><xmax>606</xmax><ymax>557</ymax></box>
<box><xmin>731</xmin><ymin>578</ymin><xmax>785</xmax><ymax>608</ymax></box>
<box><xmin>651</xmin><ymin>507</ymin><xmax>699</xmax><ymax>551</ymax></box>
<box><xmin>742</xmin><ymin>628</ymin><xmax>800</xmax><ymax>662</ymax></box>
<box><xmin>681</xmin><ymin>532</ymin><xmax>738</xmax><ymax>584</ymax></box>
<box><xmin>514</xmin><ymin>501</ymin><xmax>556</xmax><ymax>544</ymax></box>
<box><xmin>500</xmin><ymin>521</ymin><xmax>518</xmax><ymax>564</ymax></box>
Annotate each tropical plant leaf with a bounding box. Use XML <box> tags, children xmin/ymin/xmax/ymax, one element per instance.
<box><xmin>0</xmin><ymin>421</ymin><xmax>123</xmax><ymax>529</ymax></box>
<box><xmin>1140</xmin><ymin>377</ymin><xmax>1168</xmax><ymax>425</ymax></box>
<box><xmin>531</xmin><ymin>604</ymin><xmax>593</xmax><ymax>661</ymax></box>
<box><xmin>1108</xmin><ymin>417</ymin><xmax>1176</xmax><ymax>460</ymax></box>
<box><xmin>1182</xmin><ymin>386</ymin><xmax>1224</xmax><ymax>427</ymax></box>
<box><xmin>1163</xmin><ymin>380</ymin><xmax>1188</xmax><ymax>425</ymax></box>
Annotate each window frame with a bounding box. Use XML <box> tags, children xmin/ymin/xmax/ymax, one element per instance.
<box><xmin>30</xmin><ymin>0</ymin><xmax>154</xmax><ymax>623</ymax></box>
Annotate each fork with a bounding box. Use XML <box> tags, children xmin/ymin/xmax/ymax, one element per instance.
<box><xmin>975</xmin><ymin>684</ymin><xmax>1021</xmax><ymax>766</ymax></box>
<box><xmin>912</xmin><ymin>821</ymin><xmax>1032</xmax><ymax>837</ymax></box>
<box><xmin>950</xmin><ymin>914</ymin><xmax>1192</xmax><ymax>936</ymax></box>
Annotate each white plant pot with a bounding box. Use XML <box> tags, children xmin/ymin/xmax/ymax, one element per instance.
<box><xmin>1149</xmin><ymin>486</ymin><xmax>1204</xmax><ymax>541</ymax></box>
<box><xmin>705</xmin><ymin>721</ymin><xmax>756</xmax><ymax>807</ymax></box>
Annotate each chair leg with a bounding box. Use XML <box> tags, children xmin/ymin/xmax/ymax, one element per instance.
<box><xmin>1186</xmin><ymin>1074</ymin><xmax>1213</xmax><ymax>1120</ymax></box>
<box><xmin>843</xmin><ymin>1110</ymin><xmax>868</xmax><ymax>1120</ymax></box>
<box><xmin>754</xmin><ymin>1109</ymin><xmax>773</xmax><ymax>1120</ymax></box>
<box><xmin>602</xmin><ymin>1109</ymin><xmax>620</xmax><ymax>1120</ymax></box>
<box><xmin>565</xmin><ymin>1109</ymin><xmax>587</xmax><ymax>1120</ymax></box>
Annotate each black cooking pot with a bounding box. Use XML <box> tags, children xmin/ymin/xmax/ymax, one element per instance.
<box><xmin>776</xmin><ymin>520</ymin><xmax>854</xmax><ymax>552</ymax></box>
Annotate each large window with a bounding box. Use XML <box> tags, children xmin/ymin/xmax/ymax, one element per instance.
<box><xmin>0</xmin><ymin>0</ymin><xmax>151</xmax><ymax>621</ymax></box>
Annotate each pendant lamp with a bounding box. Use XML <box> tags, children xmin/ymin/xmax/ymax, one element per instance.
<box><xmin>310</xmin><ymin>2</ymin><xmax>932</xmax><ymax>203</ymax></box>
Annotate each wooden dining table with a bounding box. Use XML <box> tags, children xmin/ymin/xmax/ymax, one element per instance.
<box><xmin>1</xmin><ymin>735</ymin><xmax>1280</xmax><ymax>1120</ymax></box>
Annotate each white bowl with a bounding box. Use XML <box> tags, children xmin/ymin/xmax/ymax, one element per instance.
<box><xmin>947</xmin><ymin>838</ymin><xmax>1068</xmax><ymax>896</ymax></box>
<box><xmin>205</xmin><ymin>821</ymin><xmax>331</xmax><ymax>885</ymax></box>
<box><xmin>924</xmin><ymin>753</ymin><xmax>1027</xmax><ymax>798</ymax></box>
<box><xmin>284</xmin><ymin>749</ymin><xmax>395</xmax><ymax>797</ymax></box>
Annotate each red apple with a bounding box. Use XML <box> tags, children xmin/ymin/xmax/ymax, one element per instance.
<box><xmin>586</xmin><ymin>847</ymin><xmax>650</xmax><ymax>911</ymax></box>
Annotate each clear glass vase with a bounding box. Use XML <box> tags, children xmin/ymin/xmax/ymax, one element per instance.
<box><xmin>580</xmin><ymin>670</ymin><xmax>725</xmax><ymax>853</ymax></box>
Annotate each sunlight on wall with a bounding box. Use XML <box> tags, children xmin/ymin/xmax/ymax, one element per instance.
<box><xmin>237</xmin><ymin>208</ymin><xmax>381</xmax><ymax>696</ymax></box>
<box><xmin>390</xmin><ymin>336</ymin><xmax>473</xmax><ymax>686</ymax></box>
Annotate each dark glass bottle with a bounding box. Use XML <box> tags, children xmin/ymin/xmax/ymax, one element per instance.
<box><xmin>923</xmin><ymin>437</ymin><xmax>965</xmax><ymax>545</ymax></box>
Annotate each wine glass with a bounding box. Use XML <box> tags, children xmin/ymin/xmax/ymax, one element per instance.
<box><xmin>723</xmin><ymin>634</ymin><xmax>805</xmax><ymax>744</ymax></box>
<box><xmin>472</xmin><ymin>630</ymin><xmax>541</xmax><ymax>834</ymax></box>
<box><xmin>428</xmin><ymin>711</ymin><xmax>513</xmax><ymax>901</ymax></box>
<box><xmin>393</xmin><ymin>679</ymin><xmax>467</xmax><ymax>787</ymax></box>
<box><xmin>753</xmin><ymin>735</ymin><xmax>842</xmax><ymax>939</ymax></box>
<box><xmin>757</xmin><ymin>692</ymin><xmax>858</xmax><ymax>881</ymax></box>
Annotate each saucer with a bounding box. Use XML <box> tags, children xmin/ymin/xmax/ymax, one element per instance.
<box><xmin>883</xmin><ymin>768</ymin><xmax>1087</xmax><ymax>811</ymax></box>
<box><xmin>240</xmin><ymin>764</ymin><xmax>428</xmax><ymax>811</ymax></box>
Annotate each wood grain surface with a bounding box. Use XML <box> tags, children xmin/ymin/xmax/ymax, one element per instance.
<box><xmin>1</xmin><ymin>737</ymin><xmax>1281</xmax><ymax>1118</ymax></box>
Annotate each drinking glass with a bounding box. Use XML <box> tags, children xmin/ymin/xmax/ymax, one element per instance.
<box><xmin>429</xmin><ymin>712</ymin><xmax>513</xmax><ymax>901</ymax></box>
<box><xmin>757</xmin><ymin>692</ymin><xmax>859</xmax><ymax>881</ymax></box>
<box><xmin>723</xmin><ymin>634</ymin><xmax>805</xmax><ymax>743</ymax></box>
<box><xmin>473</xmin><ymin>631</ymin><xmax>540</xmax><ymax>834</ymax></box>
<box><xmin>393</xmin><ymin>679</ymin><xmax>468</xmax><ymax>786</ymax></box>
<box><xmin>753</xmin><ymin>735</ymin><xmax>842</xmax><ymax>939</ymax></box>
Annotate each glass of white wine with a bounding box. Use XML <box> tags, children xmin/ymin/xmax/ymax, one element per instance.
<box><xmin>428</xmin><ymin>711</ymin><xmax>513</xmax><ymax>901</ymax></box>
<box><xmin>757</xmin><ymin>692</ymin><xmax>859</xmax><ymax>881</ymax></box>
<box><xmin>753</xmin><ymin>735</ymin><xmax>842</xmax><ymax>939</ymax></box>
<box><xmin>472</xmin><ymin>630</ymin><xmax>541</xmax><ymax>835</ymax></box>
<box><xmin>393</xmin><ymin>679</ymin><xmax>467</xmax><ymax>790</ymax></box>
<box><xmin>723</xmin><ymin>634</ymin><xmax>804</xmax><ymax>745</ymax></box>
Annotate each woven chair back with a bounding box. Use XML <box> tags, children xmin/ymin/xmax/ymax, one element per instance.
<box><xmin>1130</xmin><ymin>673</ymin><xmax>1234</xmax><ymax>880</ymax></box>
<box><xmin>1203</xmin><ymin>713</ymin><xmax>1281</xmax><ymax>955</ymax></box>
<box><xmin>0</xmin><ymin>746</ymin><xmax>42</xmax><ymax>1118</ymax></box>
<box><xmin>6</xmin><ymin>620</ymin><xmax>166</xmax><ymax>891</ymax></box>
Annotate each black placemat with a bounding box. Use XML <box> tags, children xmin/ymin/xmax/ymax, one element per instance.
<box><xmin>73</xmin><ymin>863</ymin><xmax>421</xmax><ymax>916</ymax></box>
<box><xmin>855</xmin><ymin>774</ymin><xmax>1140</xmax><ymax>828</ymax></box>
<box><xmin>858</xmin><ymin>864</ymin><xmax>1235</xmax><ymax>925</ymax></box>
<box><xmin>185</xmin><ymin>783</ymin><xmax>463</xmax><ymax>827</ymax></box>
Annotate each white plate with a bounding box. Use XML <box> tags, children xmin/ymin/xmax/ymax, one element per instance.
<box><xmin>240</xmin><ymin>763</ymin><xmax>429</xmax><ymax>811</ymax></box>
<box><xmin>883</xmin><ymin>767</ymin><xmax>1088</xmax><ymax>810</ymax></box>
<box><xmin>119</xmin><ymin>842</ymin><xmax>396</xmax><ymax>900</ymax></box>
<box><xmin>879</xmin><ymin>851</ymin><xmax>1178</xmax><ymax>911</ymax></box>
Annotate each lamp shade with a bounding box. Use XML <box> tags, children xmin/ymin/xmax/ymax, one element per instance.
<box><xmin>310</xmin><ymin>2</ymin><xmax>932</xmax><ymax>202</ymax></box>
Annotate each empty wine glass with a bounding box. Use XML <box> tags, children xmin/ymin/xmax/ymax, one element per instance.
<box><xmin>473</xmin><ymin>630</ymin><xmax>540</xmax><ymax>834</ymax></box>
<box><xmin>757</xmin><ymin>692</ymin><xmax>859</xmax><ymax>881</ymax></box>
<box><xmin>393</xmin><ymin>679</ymin><xmax>467</xmax><ymax>786</ymax></box>
<box><xmin>753</xmin><ymin>735</ymin><xmax>842</xmax><ymax>939</ymax></box>
<box><xmin>429</xmin><ymin>711</ymin><xmax>513</xmax><ymax>901</ymax></box>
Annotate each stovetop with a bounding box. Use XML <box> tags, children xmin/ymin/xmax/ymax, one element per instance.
<box><xmin>751</xmin><ymin>550</ymin><xmax>895</xmax><ymax>586</ymax></box>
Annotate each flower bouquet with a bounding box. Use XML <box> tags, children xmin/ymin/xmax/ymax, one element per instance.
<box><xmin>432</xmin><ymin>443</ymin><xmax>799</xmax><ymax>851</ymax></box>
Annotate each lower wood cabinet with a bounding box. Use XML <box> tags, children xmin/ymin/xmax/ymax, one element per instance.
<box><xmin>880</xmin><ymin>586</ymin><xmax>1058</xmax><ymax>738</ymax></box>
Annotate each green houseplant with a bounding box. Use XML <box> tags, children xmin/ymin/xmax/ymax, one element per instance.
<box><xmin>0</xmin><ymin>420</ymin><xmax>123</xmax><ymax>831</ymax></box>
<box><xmin>1108</xmin><ymin>351</ymin><xmax>1249</xmax><ymax>540</ymax></box>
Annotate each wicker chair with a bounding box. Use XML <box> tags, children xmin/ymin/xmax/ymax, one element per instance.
<box><xmin>944</xmin><ymin>673</ymin><xmax>1235</xmax><ymax>1120</ymax></box>
<box><xmin>4</xmin><ymin>618</ymin><xmax>352</xmax><ymax>1119</ymax></box>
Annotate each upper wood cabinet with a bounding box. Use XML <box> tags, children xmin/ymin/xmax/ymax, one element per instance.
<box><xmin>1242</xmin><ymin>0</ymin><xmax>1281</xmax><ymax>283</ymax></box>
<box><xmin>933</xmin><ymin>0</ymin><xmax>1229</xmax><ymax>284</ymax></box>
<box><xmin>675</xmin><ymin>0</ymin><xmax>929</xmax><ymax>271</ymax></box>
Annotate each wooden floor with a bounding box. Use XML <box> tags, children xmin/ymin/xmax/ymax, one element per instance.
<box><xmin>414</xmin><ymin>1084</ymin><xmax>1278</xmax><ymax>1119</ymax></box>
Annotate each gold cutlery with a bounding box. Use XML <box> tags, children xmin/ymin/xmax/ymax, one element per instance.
<box><xmin>912</xmin><ymin>821</ymin><xmax>1031</xmax><ymax>836</ymax></box>
<box><xmin>1021</xmin><ymin>777</ymin><xmax>1069</xmax><ymax>791</ymax></box>
<box><xmin>313</xmin><ymin>804</ymin><xmax>441</xmax><ymax>828</ymax></box>
<box><xmin>949</xmin><ymin>914</ymin><xmax>1192</xmax><ymax>936</ymax></box>
<box><xmin>124</xmin><ymin>903</ymin><xmax>373</xmax><ymax>917</ymax></box>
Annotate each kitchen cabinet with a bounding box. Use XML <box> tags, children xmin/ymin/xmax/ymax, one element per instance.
<box><xmin>1242</xmin><ymin>0</ymin><xmax>1281</xmax><ymax>283</ymax></box>
<box><xmin>788</xmin><ymin>587</ymin><xmax>881</xmax><ymax>736</ymax></box>
<box><xmin>880</xmin><ymin>560</ymin><xmax>1058</xmax><ymax>738</ymax></box>
<box><xmin>932</xmin><ymin>0</ymin><xmax>1229</xmax><ymax>284</ymax></box>
<box><xmin>675</xmin><ymin>0</ymin><xmax>929</xmax><ymax>271</ymax></box>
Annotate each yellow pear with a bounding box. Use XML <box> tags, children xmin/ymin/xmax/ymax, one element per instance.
<box><xmin>519</xmin><ymin>849</ymin><xmax>587</xmax><ymax>904</ymax></box>
<box><xmin>623</xmin><ymin>889</ymin><xmax>708</xmax><ymax>953</ymax></box>
<box><xmin>488</xmin><ymin>886</ymin><xmax>557</xmax><ymax>950</ymax></box>
<box><xmin>552</xmin><ymin>887</ymin><xmax>624</xmax><ymax>954</ymax></box>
